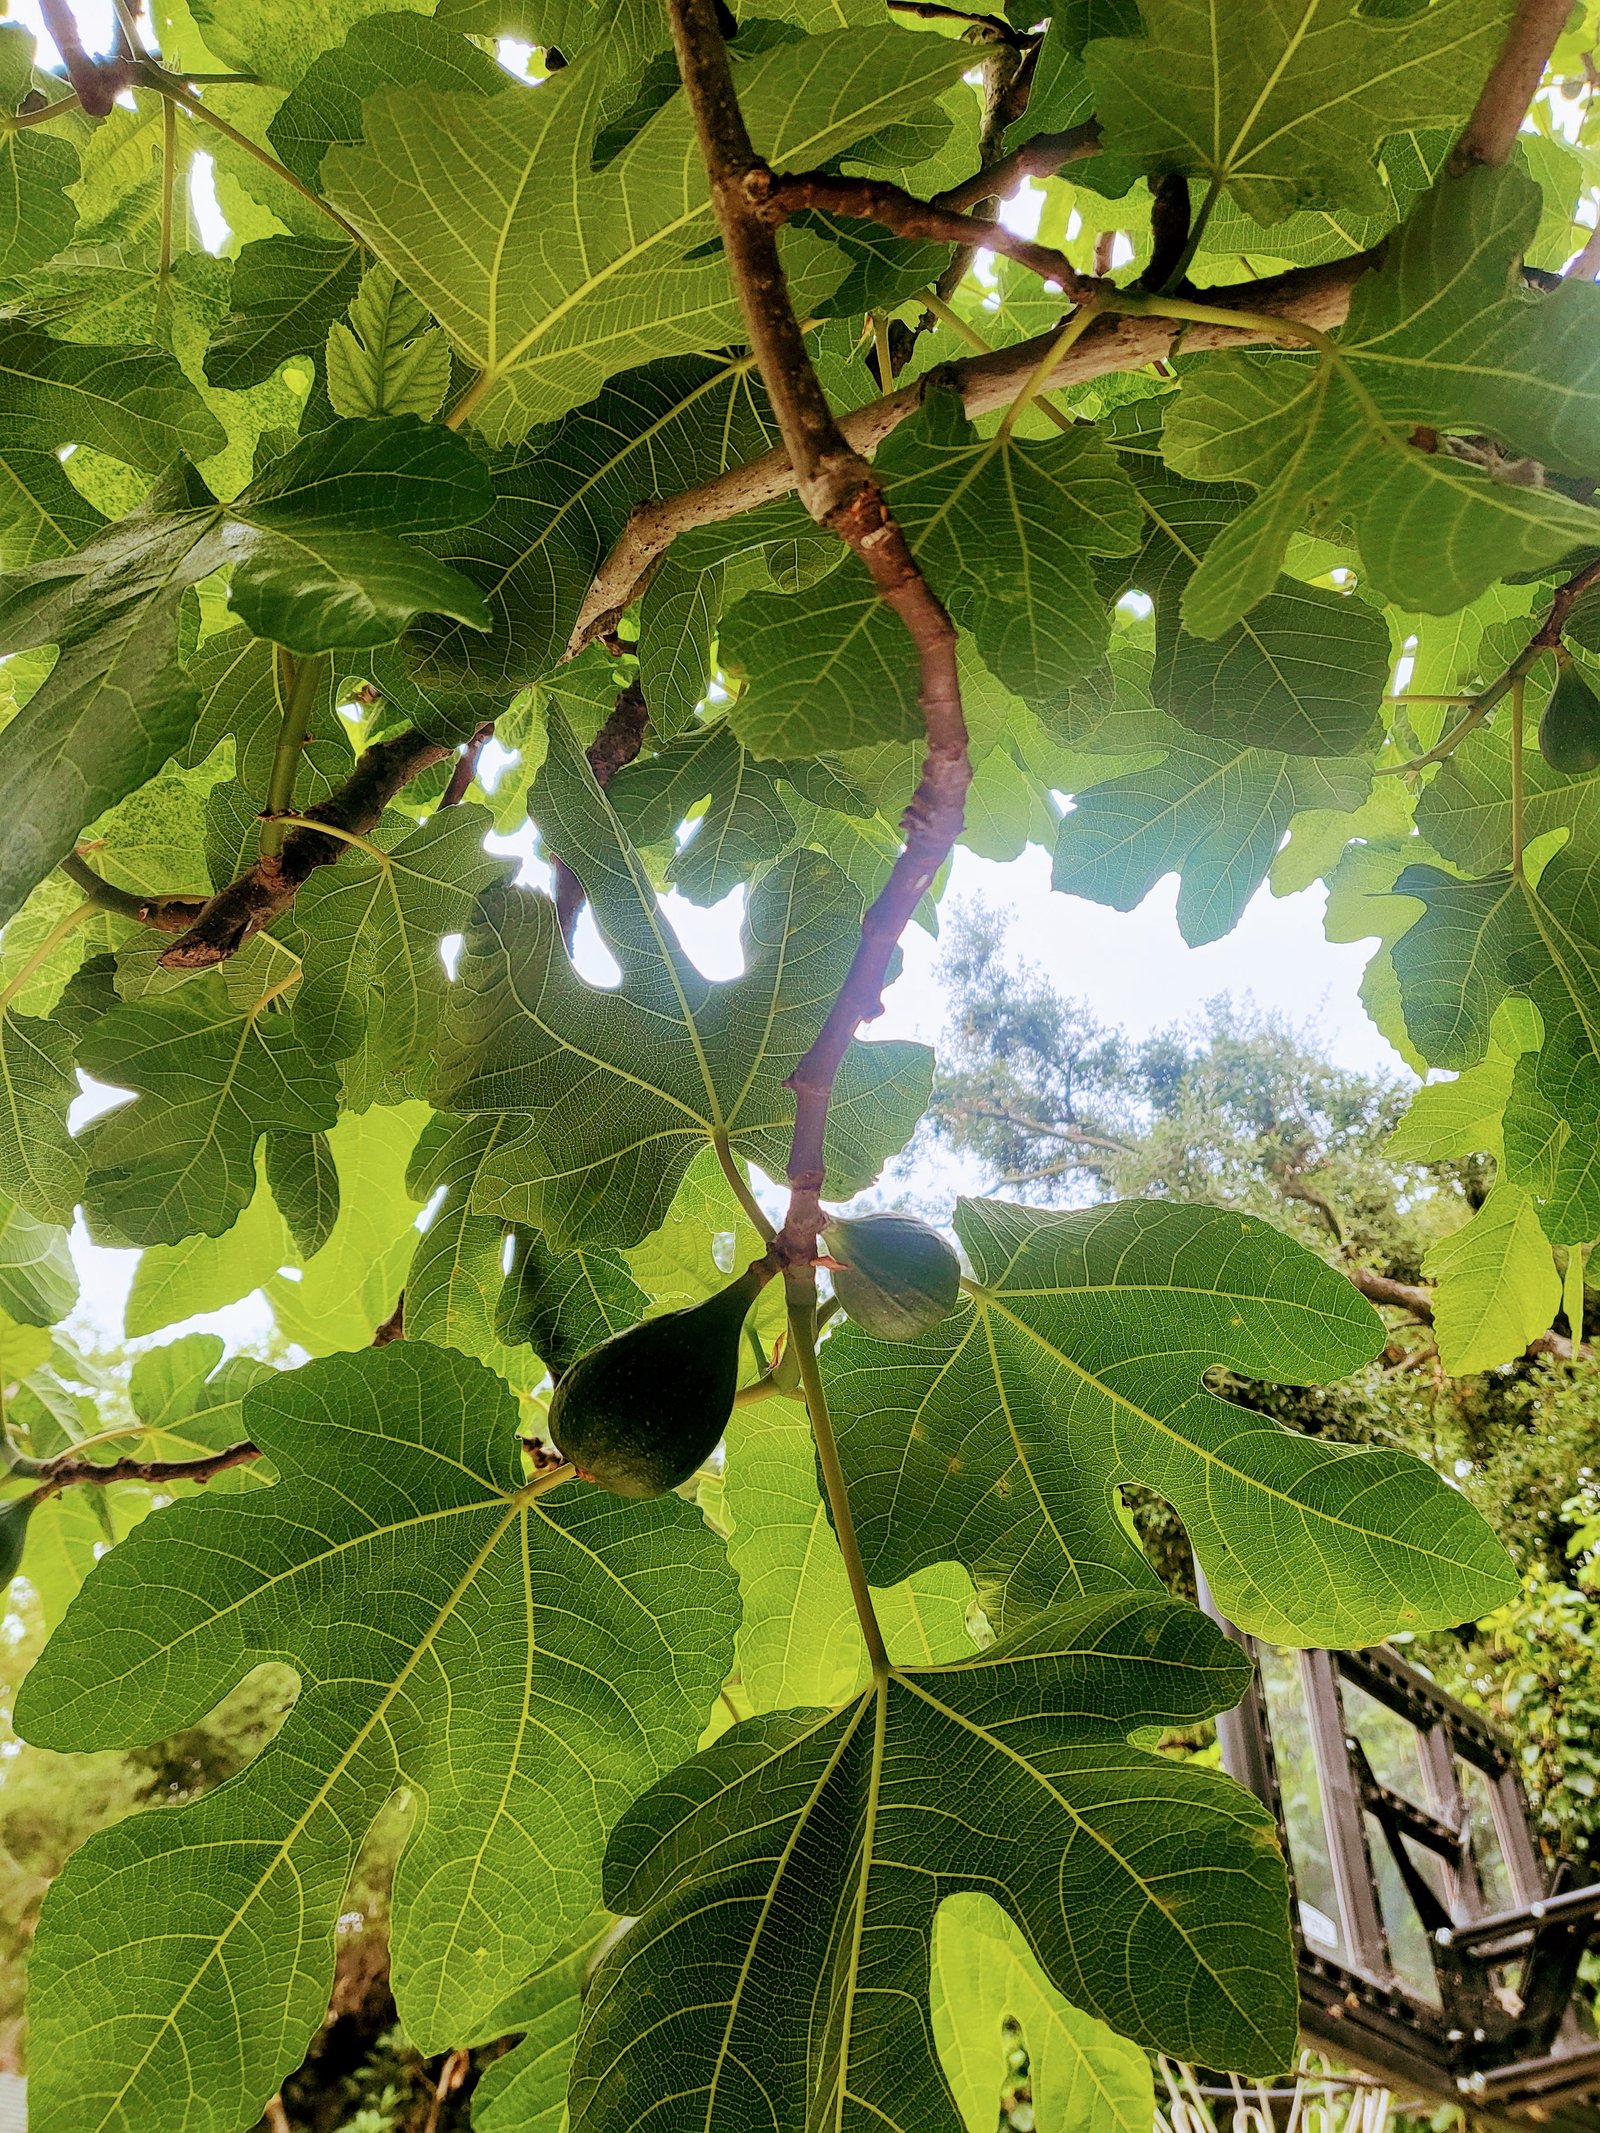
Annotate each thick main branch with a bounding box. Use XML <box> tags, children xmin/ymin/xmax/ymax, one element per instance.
<box><xmin>665</xmin><ymin>0</ymin><xmax>971</xmax><ymax>1268</ymax></box>
<box><xmin>570</xmin><ymin>251</ymin><xmax>1361</xmax><ymax>651</ymax></box>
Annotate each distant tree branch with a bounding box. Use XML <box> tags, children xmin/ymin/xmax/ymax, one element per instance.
<box><xmin>1348</xmin><ymin>1264</ymin><xmax>1590</xmax><ymax>1364</ymax></box>
<box><xmin>664</xmin><ymin>0</ymin><xmax>971</xmax><ymax>1268</ymax></box>
<box><xmin>159</xmin><ymin>727</ymin><xmax>452</xmax><ymax>969</ymax></box>
<box><xmin>1450</xmin><ymin>0</ymin><xmax>1572</xmax><ymax>174</ymax></box>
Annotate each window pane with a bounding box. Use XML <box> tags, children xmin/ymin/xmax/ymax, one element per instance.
<box><xmin>1460</xmin><ymin>1762</ymin><xmax>1517</xmax><ymax>1914</ymax></box>
<box><xmin>1342</xmin><ymin>1679</ymin><xmax>1429</xmax><ymax>1805</ymax></box>
<box><xmin>1365</xmin><ymin>1814</ymin><xmax>1443</xmax><ymax>2007</ymax></box>
<box><xmin>1256</xmin><ymin>1646</ymin><xmax>1346</xmax><ymax>1963</ymax></box>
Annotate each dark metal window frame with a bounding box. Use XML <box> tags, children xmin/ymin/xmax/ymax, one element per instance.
<box><xmin>1198</xmin><ymin>1576</ymin><xmax>1600</xmax><ymax>2121</ymax></box>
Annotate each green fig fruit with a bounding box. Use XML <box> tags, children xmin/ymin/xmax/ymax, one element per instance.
<box><xmin>1539</xmin><ymin>663</ymin><xmax>1600</xmax><ymax>776</ymax></box>
<box><xmin>547</xmin><ymin>1260</ymin><xmax>770</xmax><ymax>1498</ymax></box>
<box><xmin>825</xmin><ymin>1211</ymin><xmax>960</xmax><ymax>1342</ymax></box>
<box><xmin>0</xmin><ymin>1490</ymin><xmax>37</xmax><ymax>1585</ymax></box>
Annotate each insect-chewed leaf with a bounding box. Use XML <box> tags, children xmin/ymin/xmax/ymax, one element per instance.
<box><xmin>1084</xmin><ymin>0</ymin><xmax>1512</xmax><ymax>225</ymax></box>
<box><xmin>321</xmin><ymin>29</ymin><xmax>975</xmax><ymax>440</ymax></box>
<box><xmin>1165</xmin><ymin>168</ymin><xmax>1600</xmax><ymax>633</ymax></box>
<box><xmin>17</xmin><ymin>1341</ymin><xmax>738</xmax><ymax>2133</ymax></box>
<box><xmin>826</xmin><ymin>1198</ymin><xmax>1512</xmax><ymax>1643</ymax></box>
<box><xmin>433</xmin><ymin>711</ymin><xmax>932</xmax><ymax>1245</ymax></box>
<box><xmin>570</xmin><ymin>1592</ymin><xmax>1297</xmax><ymax>2133</ymax></box>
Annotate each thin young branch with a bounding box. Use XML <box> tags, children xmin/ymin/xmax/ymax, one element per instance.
<box><xmin>259</xmin><ymin>651</ymin><xmax>327</xmax><ymax>860</ymax></box>
<box><xmin>570</xmin><ymin>249</ymin><xmax>1364</xmax><ymax>651</ymax></box>
<box><xmin>885</xmin><ymin>0</ymin><xmax>1028</xmax><ymax>46</ymax></box>
<box><xmin>58</xmin><ymin>852</ymin><xmax>208</xmax><ymax>933</ymax></box>
<box><xmin>440</xmin><ymin>721</ymin><xmax>497</xmax><ymax>808</ymax></box>
<box><xmin>713</xmin><ymin>1128</ymin><xmax>777</xmax><ymax>1245</ymax></box>
<box><xmin>1450</xmin><ymin>0</ymin><xmax>1572</xmax><ymax>173</ymax></box>
<box><xmin>1381</xmin><ymin>554</ymin><xmax>1600</xmax><ymax>775</ymax></box>
<box><xmin>935</xmin><ymin>120</ymin><xmax>1101</xmax><ymax>213</ymax></box>
<box><xmin>137</xmin><ymin>67</ymin><xmax>364</xmax><ymax>243</ymax></box>
<box><xmin>372</xmin><ymin>1293</ymin><xmax>405</xmax><ymax>1344</ymax></box>
<box><xmin>159</xmin><ymin>727</ymin><xmax>452</xmax><ymax>968</ymax></box>
<box><xmin>664</xmin><ymin>0</ymin><xmax>970</xmax><ymax>1268</ymax></box>
<box><xmin>6</xmin><ymin>91</ymin><xmax>83</xmax><ymax>129</ymax></box>
<box><xmin>30</xmin><ymin>1439</ymin><xmax>261</xmax><ymax>1500</ymax></box>
<box><xmin>760</xmin><ymin>169</ymin><xmax>1089</xmax><ymax>297</ymax></box>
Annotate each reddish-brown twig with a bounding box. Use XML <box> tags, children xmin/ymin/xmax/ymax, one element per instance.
<box><xmin>760</xmin><ymin>169</ymin><xmax>1089</xmax><ymax>298</ymax></box>
<box><xmin>664</xmin><ymin>0</ymin><xmax>970</xmax><ymax>1269</ymax></box>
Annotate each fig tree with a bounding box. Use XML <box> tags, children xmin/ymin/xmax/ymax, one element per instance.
<box><xmin>547</xmin><ymin>1259</ymin><xmax>770</xmax><ymax>1498</ymax></box>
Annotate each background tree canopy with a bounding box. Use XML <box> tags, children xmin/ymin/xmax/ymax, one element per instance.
<box><xmin>3</xmin><ymin>0</ymin><xmax>1600</xmax><ymax>2127</ymax></box>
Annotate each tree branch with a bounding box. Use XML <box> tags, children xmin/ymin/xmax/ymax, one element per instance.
<box><xmin>31</xmin><ymin>1439</ymin><xmax>262</xmax><ymax>1499</ymax></box>
<box><xmin>1382</xmin><ymin>553</ymin><xmax>1600</xmax><ymax>775</ymax></box>
<box><xmin>760</xmin><ymin>170</ymin><xmax>1089</xmax><ymax>296</ymax></box>
<box><xmin>665</xmin><ymin>0</ymin><xmax>970</xmax><ymax>1267</ymax></box>
<box><xmin>59</xmin><ymin>852</ymin><xmax>208</xmax><ymax>933</ymax></box>
<box><xmin>1346</xmin><ymin>1264</ymin><xmax>1591</xmax><ymax>1364</ymax></box>
<box><xmin>158</xmin><ymin>727</ymin><xmax>452</xmax><ymax>969</ymax></box>
<box><xmin>37</xmin><ymin>0</ymin><xmax>129</xmax><ymax>115</ymax></box>
<box><xmin>440</xmin><ymin>721</ymin><xmax>497</xmax><ymax>808</ymax></box>
<box><xmin>935</xmin><ymin>121</ymin><xmax>1101</xmax><ymax>213</ymax></box>
<box><xmin>885</xmin><ymin>0</ymin><xmax>1029</xmax><ymax>47</ymax></box>
<box><xmin>1450</xmin><ymin>0</ymin><xmax>1571</xmax><ymax>173</ymax></box>
<box><xmin>568</xmin><ymin>249</ymin><xmax>1365</xmax><ymax>652</ymax></box>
